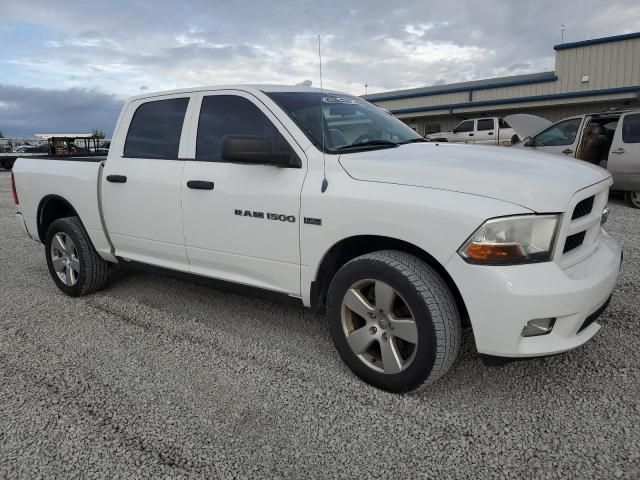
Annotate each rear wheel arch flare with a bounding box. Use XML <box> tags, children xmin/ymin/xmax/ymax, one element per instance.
<box><xmin>37</xmin><ymin>195</ymin><xmax>82</xmax><ymax>242</ymax></box>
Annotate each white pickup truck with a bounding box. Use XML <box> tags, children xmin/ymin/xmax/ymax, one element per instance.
<box><xmin>12</xmin><ymin>85</ymin><xmax>622</xmax><ymax>393</ymax></box>
<box><xmin>425</xmin><ymin>117</ymin><xmax>520</xmax><ymax>145</ymax></box>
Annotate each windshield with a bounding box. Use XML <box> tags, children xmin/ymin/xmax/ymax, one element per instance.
<box><xmin>265</xmin><ymin>92</ymin><xmax>422</xmax><ymax>153</ymax></box>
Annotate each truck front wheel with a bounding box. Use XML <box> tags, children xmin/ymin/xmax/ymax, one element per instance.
<box><xmin>45</xmin><ymin>217</ymin><xmax>110</xmax><ymax>296</ymax></box>
<box><xmin>326</xmin><ymin>250</ymin><xmax>461</xmax><ymax>393</ymax></box>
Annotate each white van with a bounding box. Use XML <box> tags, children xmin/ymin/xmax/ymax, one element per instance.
<box><xmin>510</xmin><ymin>110</ymin><xmax>640</xmax><ymax>208</ymax></box>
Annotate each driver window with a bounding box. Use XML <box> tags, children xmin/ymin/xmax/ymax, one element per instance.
<box><xmin>196</xmin><ymin>95</ymin><xmax>294</xmax><ymax>162</ymax></box>
<box><xmin>454</xmin><ymin>120</ymin><xmax>474</xmax><ymax>133</ymax></box>
<box><xmin>534</xmin><ymin>118</ymin><xmax>582</xmax><ymax>147</ymax></box>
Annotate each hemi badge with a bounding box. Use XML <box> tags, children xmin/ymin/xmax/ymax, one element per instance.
<box><xmin>304</xmin><ymin>217</ymin><xmax>322</xmax><ymax>226</ymax></box>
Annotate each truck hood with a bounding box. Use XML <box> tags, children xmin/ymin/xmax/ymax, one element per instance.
<box><xmin>504</xmin><ymin>114</ymin><xmax>552</xmax><ymax>140</ymax></box>
<box><xmin>338</xmin><ymin>143</ymin><xmax>611</xmax><ymax>212</ymax></box>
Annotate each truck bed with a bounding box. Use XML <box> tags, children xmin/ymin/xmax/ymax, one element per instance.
<box><xmin>12</xmin><ymin>156</ymin><xmax>113</xmax><ymax>258</ymax></box>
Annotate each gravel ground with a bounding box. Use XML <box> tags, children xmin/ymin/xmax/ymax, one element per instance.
<box><xmin>0</xmin><ymin>170</ymin><xmax>639</xmax><ymax>479</ymax></box>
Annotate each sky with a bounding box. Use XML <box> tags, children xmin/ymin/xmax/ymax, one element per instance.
<box><xmin>1</xmin><ymin>0</ymin><xmax>639</xmax><ymax>137</ymax></box>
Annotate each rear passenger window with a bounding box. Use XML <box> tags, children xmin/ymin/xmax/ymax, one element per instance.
<box><xmin>622</xmin><ymin>114</ymin><xmax>640</xmax><ymax>143</ymax></box>
<box><xmin>477</xmin><ymin>119</ymin><xmax>494</xmax><ymax>131</ymax></box>
<box><xmin>124</xmin><ymin>98</ymin><xmax>189</xmax><ymax>159</ymax></box>
<box><xmin>196</xmin><ymin>95</ymin><xmax>293</xmax><ymax>162</ymax></box>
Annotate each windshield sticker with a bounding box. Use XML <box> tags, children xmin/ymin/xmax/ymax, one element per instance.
<box><xmin>322</xmin><ymin>96</ymin><xmax>361</xmax><ymax>105</ymax></box>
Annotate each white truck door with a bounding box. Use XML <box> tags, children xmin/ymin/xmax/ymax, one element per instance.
<box><xmin>101</xmin><ymin>94</ymin><xmax>193</xmax><ymax>271</ymax></box>
<box><xmin>475</xmin><ymin>118</ymin><xmax>496</xmax><ymax>144</ymax></box>
<box><xmin>181</xmin><ymin>91</ymin><xmax>306</xmax><ymax>295</ymax></box>
<box><xmin>451</xmin><ymin>120</ymin><xmax>475</xmax><ymax>143</ymax></box>
<box><xmin>528</xmin><ymin>117</ymin><xmax>584</xmax><ymax>157</ymax></box>
<box><xmin>608</xmin><ymin>112</ymin><xmax>640</xmax><ymax>193</ymax></box>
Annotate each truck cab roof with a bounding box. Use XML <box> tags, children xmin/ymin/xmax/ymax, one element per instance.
<box><xmin>125</xmin><ymin>84</ymin><xmax>345</xmax><ymax>103</ymax></box>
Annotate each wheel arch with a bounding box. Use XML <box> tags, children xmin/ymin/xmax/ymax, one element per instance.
<box><xmin>310</xmin><ymin>235</ymin><xmax>469</xmax><ymax>327</ymax></box>
<box><xmin>36</xmin><ymin>194</ymin><xmax>82</xmax><ymax>242</ymax></box>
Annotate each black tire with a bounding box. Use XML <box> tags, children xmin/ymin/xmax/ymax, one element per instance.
<box><xmin>1</xmin><ymin>159</ymin><xmax>13</xmax><ymax>170</ymax></box>
<box><xmin>327</xmin><ymin>250</ymin><xmax>461</xmax><ymax>393</ymax></box>
<box><xmin>625</xmin><ymin>191</ymin><xmax>640</xmax><ymax>209</ymax></box>
<box><xmin>511</xmin><ymin>134</ymin><xmax>520</xmax><ymax>145</ymax></box>
<box><xmin>45</xmin><ymin>217</ymin><xmax>110</xmax><ymax>296</ymax></box>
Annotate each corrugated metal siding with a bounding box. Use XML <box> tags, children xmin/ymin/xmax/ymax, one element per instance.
<box><xmin>372</xmin><ymin>37</ymin><xmax>640</xmax><ymax>117</ymax></box>
<box><xmin>374</xmin><ymin>92</ymin><xmax>468</xmax><ymax>111</ymax></box>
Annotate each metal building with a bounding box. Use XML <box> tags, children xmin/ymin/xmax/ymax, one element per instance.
<box><xmin>363</xmin><ymin>32</ymin><xmax>640</xmax><ymax>136</ymax></box>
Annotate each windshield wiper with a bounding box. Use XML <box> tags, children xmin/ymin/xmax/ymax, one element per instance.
<box><xmin>399</xmin><ymin>137</ymin><xmax>428</xmax><ymax>144</ymax></box>
<box><xmin>336</xmin><ymin>140</ymin><xmax>399</xmax><ymax>151</ymax></box>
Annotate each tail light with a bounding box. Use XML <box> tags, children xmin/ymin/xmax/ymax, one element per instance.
<box><xmin>11</xmin><ymin>172</ymin><xmax>19</xmax><ymax>205</ymax></box>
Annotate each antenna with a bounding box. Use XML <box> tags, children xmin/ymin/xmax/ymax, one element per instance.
<box><xmin>318</xmin><ymin>35</ymin><xmax>328</xmax><ymax>193</ymax></box>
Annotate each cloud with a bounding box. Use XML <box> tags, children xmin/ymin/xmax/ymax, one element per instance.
<box><xmin>0</xmin><ymin>84</ymin><xmax>123</xmax><ymax>137</ymax></box>
<box><xmin>0</xmin><ymin>0</ymin><xmax>638</xmax><ymax>136</ymax></box>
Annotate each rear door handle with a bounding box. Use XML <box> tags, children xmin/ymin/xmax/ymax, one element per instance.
<box><xmin>106</xmin><ymin>175</ymin><xmax>127</xmax><ymax>183</ymax></box>
<box><xmin>187</xmin><ymin>180</ymin><xmax>215</xmax><ymax>190</ymax></box>
<box><xmin>562</xmin><ymin>149</ymin><xmax>574</xmax><ymax>155</ymax></box>
<box><xmin>488</xmin><ymin>131</ymin><xmax>494</xmax><ymax>135</ymax></box>
<box><xmin>611</xmin><ymin>148</ymin><xmax>625</xmax><ymax>155</ymax></box>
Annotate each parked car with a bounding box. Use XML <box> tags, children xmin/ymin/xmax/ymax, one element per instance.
<box><xmin>425</xmin><ymin>117</ymin><xmax>520</xmax><ymax>145</ymax></box>
<box><xmin>13</xmin><ymin>144</ymin><xmax>48</xmax><ymax>154</ymax></box>
<box><xmin>509</xmin><ymin>110</ymin><xmax>640</xmax><ymax>208</ymax></box>
<box><xmin>11</xmin><ymin>85</ymin><xmax>621</xmax><ymax>393</ymax></box>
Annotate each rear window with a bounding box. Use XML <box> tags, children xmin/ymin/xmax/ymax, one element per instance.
<box><xmin>622</xmin><ymin>113</ymin><xmax>640</xmax><ymax>143</ymax></box>
<box><xmin>124</xmin><ymin>98</ymin><xmax>189</xmax><ymax>159</ymax></box>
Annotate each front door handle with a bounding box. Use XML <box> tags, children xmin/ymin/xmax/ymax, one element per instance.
<box><xmin>488</xmin><ymin>131</ymin><xmax>494</xmax><ymax>135</ymax></box>
<box><xmin>611</xmin><ymin>148</ymin><xmax>625</xmax><ymax>155</ymax></box>
<box><xmin>106</xmin><ymin>175</ymin><xmax>127</xmax><ymax>183</ymax></box>
<box><xmin>187</xmin><ymin>180</ymin><xmax>215</xmax><ymax>190</ymax></box>
<box><xmin>562</xmin><ymin>149</ymin><xmax>574</xmax><ymax>155</ymax></box>
<box><xmin>469</xmin><ymin>133</ymin><xmax>474</xmax><ymax>136</ymax></box>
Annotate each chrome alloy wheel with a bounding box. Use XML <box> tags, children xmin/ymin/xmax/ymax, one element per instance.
<box><xmin>50</xmin><ymin>232</ymin><xmax>80</xmax><ymax>286</ymax></box>
<box><xmin>340</xmin><ymin>279</ymin><xmax>418</xmax><ymax>374</ymax></box>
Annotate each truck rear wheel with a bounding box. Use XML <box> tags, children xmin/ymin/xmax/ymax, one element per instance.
<box><xmin>1</xmin><ymin>159</ymin><xmax>13</xmax><ymax>170</ymax></box>
<box><xmin>326</xmin><ymin>250</ymin><xmax>461</xmax><ymax>393</ymax></box>
<box><xmin>45</xmin><ymin>217</ymin><xmax>110</xmax><ymax>296</ymax></box>
<box><xmin>625</xmin><ymin>191</ymin><xmax>640</xmax><ymax>209</ymax></box>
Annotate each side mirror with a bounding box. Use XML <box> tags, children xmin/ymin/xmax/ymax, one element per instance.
<box><xmin>523</xmin><ymin>136</ymin><xmax>535</xmax><ymax>147</ymax></box>
<box><xmin>221</xmin><ymin>135</ymin><xmax>300</xmax><ymax>167</ymax></box>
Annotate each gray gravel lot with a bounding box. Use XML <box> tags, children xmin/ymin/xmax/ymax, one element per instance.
<box><xmin>0</xmin><ymin>170</ymin><xmax>639</xmax><ymax>479</ymax></box>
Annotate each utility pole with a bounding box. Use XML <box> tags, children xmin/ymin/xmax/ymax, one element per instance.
<box><xmin>561</xmin><ymin>24</ymin><xmax>566</xmax><ymax>44</ymax></box>
<box><xmin>365</xmin><ymin>82</ymin><xmax>368</xmax><ymax>96</ymax></box>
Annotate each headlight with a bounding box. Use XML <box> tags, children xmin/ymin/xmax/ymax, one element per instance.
<box><xmin>459</xmin><ymin>214</ymin><xmax>560</xmax><ymax>265</ymax></box>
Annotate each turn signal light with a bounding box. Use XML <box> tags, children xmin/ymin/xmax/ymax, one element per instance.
<box><xmin>463</xmin><ymin>243</ymin><xmax>524</xmax><ymax>263</ymax></box>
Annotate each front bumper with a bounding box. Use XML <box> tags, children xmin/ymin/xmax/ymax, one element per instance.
<box><xmin>446</xmin><ymin>230</ymin><xmax>622</xmax><ymax>357</ymax></box>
